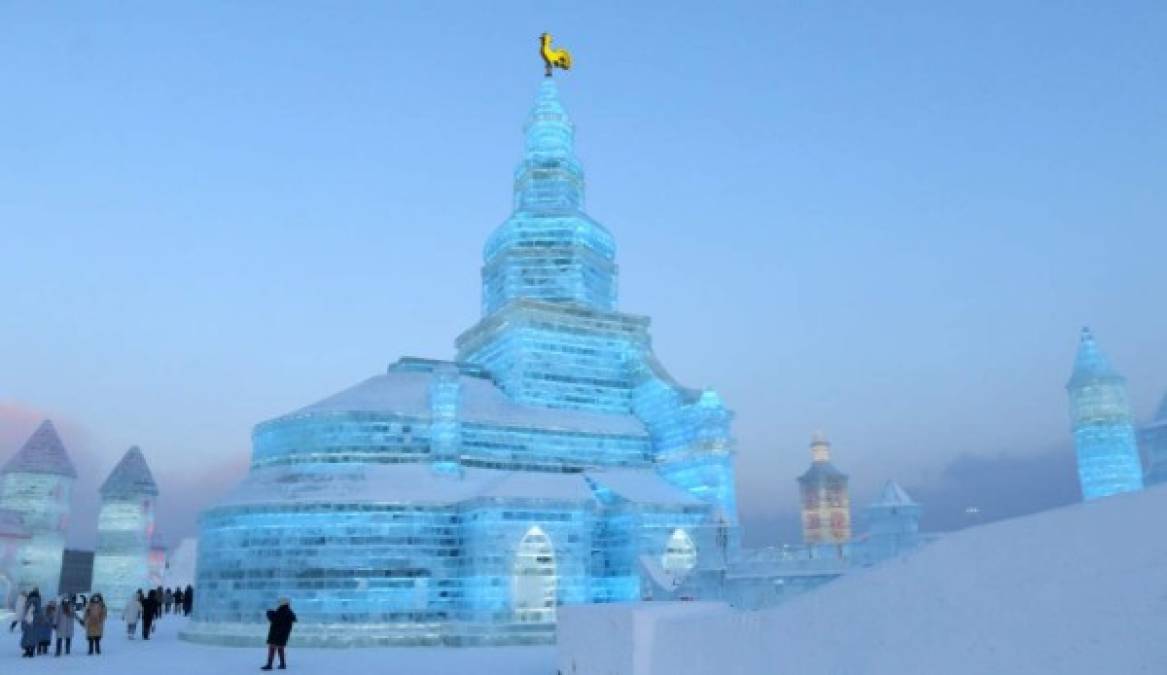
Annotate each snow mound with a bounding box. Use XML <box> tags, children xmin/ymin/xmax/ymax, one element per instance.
<box><xmin>558</xmin><ymin>485</ymin><xmax>1167</xmax><ymax>675</ymax></box>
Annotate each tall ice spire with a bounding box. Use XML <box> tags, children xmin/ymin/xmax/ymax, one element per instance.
<box><xmin>92</xmin><ymin>446</ymin><xmax>159</xmax><ymax>611</ymax></box>
<box><xmin>479</xmin><ymin>79</ymin><xmax>617</xmax><ymax>314</ymax></box>
<box><xmin>0</xmin><ymin>419</ymin><xmax>76</xmax><ymax>596</ymax></box>
<box><xmin>1066</xmin><ymin>327</ymin><xmax>1143</xmax><ymax>500</ymax></box>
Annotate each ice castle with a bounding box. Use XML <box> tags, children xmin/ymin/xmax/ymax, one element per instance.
<box><xmin>1066</xmin><ymin>327</ymin><xmax>1144</xmax><ymax>500</ymax></box>
<box><xmin>184</xmin><ymin>79</ymin><xmax>738</xmax><ymax>647</ymax></box>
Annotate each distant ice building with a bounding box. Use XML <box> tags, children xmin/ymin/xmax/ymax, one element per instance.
<box><xmin>853</xmin><ymin>480</ymin><xmax>922</xmax><ymax>566</ymax></box>
<box><xmin>1138</xmin><ymin>394</ymin><xmax>1167</xmax><ymax>486</ymax></box>
<box><xmin>797</xmin><ymin>434</ymin><xmax>851</xmax><ymax>550</ymax></box>
<box><xmin>0</xmin><ymin>420</ymin><xmax>76</xmax><ymax>598</ymax></box>
<box><xmin>1066</xmin><ymin>327</ymin><xmax>1143</xmax><ymax>500</ymax></box>
<box><xmin>91</xmin><ymin>446</ymin><xmax>159</xmax><ymax>610</ymax></box>
<box><xmin>185</xmin><ymin>79</ymin><xmax>738</xmax><ymax>647</ymax></box>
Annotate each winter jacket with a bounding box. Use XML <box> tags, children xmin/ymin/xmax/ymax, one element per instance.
<box><xmin>19</xmin><ymin>594</ymin><xmax>41</xmax><ymax>649</ymax></box>
<box><xmin>265</xmin><ymin>605</ymin><xmax>297</xmax><ymax>647</ymax></box>
<box><xmin>38</xmin><ymin>606</ymin><xmax>55</xmax><ymax>642</ymax></box>
<box><xmin>123</xmin><ymin>598</ymin><xmax>142</xmax><ymax>624</ymax></box>
<box><xmin>84</xmin><ymin>601</ymin><xmax>107</xmax><ymax>638</ymax></box>
<box><xmin>141</xmin><ymin>596</ymin><xmax>159</xmax><ymax>623</ymax></box>
<box><xmin>55</xmin><ymin>602</ymin><xmax>76</xmax><ymax>638</ymax></box>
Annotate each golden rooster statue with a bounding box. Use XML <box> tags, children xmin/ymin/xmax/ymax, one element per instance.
<box><xmin>539</xmin><ymin>33</ymin><xmax>573</xmax><ymax>77</ymax></box>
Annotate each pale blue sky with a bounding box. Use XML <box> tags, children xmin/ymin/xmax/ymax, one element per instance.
<box><xmin>1</xmin><ymin>2</ymin><xmax>1165</xmax><ymax>546</ymax></box>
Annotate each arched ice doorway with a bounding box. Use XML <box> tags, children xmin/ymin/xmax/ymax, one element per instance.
<box><xmin>661</xmin><ymin>528</ymin><xmax>697</xmax><ymax>573</ymax></box>
<box><xmin>512</xmin><ymin>526</ymin><xmax>556</xmax><ymax>623</ymax></box>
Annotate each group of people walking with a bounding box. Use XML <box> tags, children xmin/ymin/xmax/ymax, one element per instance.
<box><xmin>9</xmin><ymin>584</ymin><xmax>194</xmax><ymax>657</ymax></box>
<box><xmin>120</xmin><ymin>585</ymin><xmax>193</xmax><ymax>641</ymax></box>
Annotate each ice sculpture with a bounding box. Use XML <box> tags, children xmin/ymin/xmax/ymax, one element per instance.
<box><xmin>0</xmin><ymin>420</ymin><xmax>76</xmax><ymax>599</ymax></box>
<box><xmin>1138</xmin><ymin>394</ymin><xmax>1167</xmax><ymax>486</ymax></box>
<box><xmin>184</xmin><ymin>80</ymin><xmax>738</xmax><ymax>647</ymax></box>
<box><xmin>797</xmin><ymin>433</ymin><xmax>851</xmax><ymax>547</ymax></box>
<box><xmin>90</xmin><ymin>446</ymin><xmax>159</xmax><ymax>610</ymax></box>
<box><xmin>1066</xmin><ymin>327</ymin><xmax>1144</xmax><ymax>500</ymax></box>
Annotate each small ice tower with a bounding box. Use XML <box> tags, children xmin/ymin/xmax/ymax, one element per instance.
<box><xmin>91</xmin><ymin>446</ymin><xmax>158</xmax><ymax>610</ymax></box>
<box><xmin>1066</xmin><ymin>327</ymin><xmax>1143</xmax><ymax>500</ymax></box>
<box><xmin>797</xmin><ymin>433</ymin><xmax>852</xmax><ymax>546</ymax></box>
<box><xmin>0</xmin><ymin>420</ymin><xmax>77</xmax><ymax>598</ymax></box>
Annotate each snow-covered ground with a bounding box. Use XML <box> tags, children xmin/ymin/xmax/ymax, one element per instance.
<box><xmin>3</xmin><ymin>615</ymin><xmax>555</xmax><ymax>674</ymax></box>
<box><xmin>560</xmin><ymin>484</ymin><xmax>1167</xmax><ymax>675</ymax></box>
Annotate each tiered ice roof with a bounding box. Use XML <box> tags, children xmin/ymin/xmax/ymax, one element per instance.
<box><xmin>99</xmin><ymin>446</ymin><xmax>159</xmax><ymax>499</ymax></box>
<box><xmin>1</xmin><ymin>419</ymin><xmax>77</xmax><ymax>478</ymax></box>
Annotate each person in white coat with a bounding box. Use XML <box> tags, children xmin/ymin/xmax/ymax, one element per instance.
<box><xmin>123</xmin><ymin>592</ymin><xmax>143</xmax><ymax>640</ymax></box>
<box><xmin>54</xmin><ymin>595</ymin><xmax>76</xmax><ymax>656</ymax></box>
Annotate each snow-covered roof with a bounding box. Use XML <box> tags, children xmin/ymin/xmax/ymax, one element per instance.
<box><xmin>213</xmin><ymin>462</ymin><xmax>703</xmax><ymax>512</ymax></box>
<box><xmin>285</xmin><ymin>360</ymin><xmax>647</xmax><ymax>437</ymax></box>
<box><xmin>585</xmin><ymin>468</ymin><xmax>705</xmax><ymax>506</ymax></box>
<box><xmin>871</xmin><ymin>480</ymin><xmax>917</xmax><ymax>507</ymax></box>
<box><xmin>0</xmin><ymin>508</ymin><xmax>28</xmax><ymax>538</ymax></box>
<box><xmin>100</xmin><ymin>446</ymin><xmax>159</xmax><ymax>498</ymax></box>
<box><xmin>1</xmin><ymin>420</ymin><xmax>77</xmax><ymax>478</ymax></box>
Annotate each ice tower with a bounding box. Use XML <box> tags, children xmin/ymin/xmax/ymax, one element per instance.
<box><xmin>186</xmin><ymin>79</ymin><xmax>738</xmax><ymax>647</ymax></box>
<box><xmin>1066</xmin><ymin>327</ymin><xmax>1143</xmax><ymax>500</ymax></box>
<box><xmin>797</xmin><ymin>433</ymin><xmax>851</xmax><ymax>547</ymax></box>
<box><xmin>91</xmin><ymin>446</ymin><xmax>158</xmax><ymax>611</ymax></box>
<box><xmin>0</xmin><ymin>420</ymin><xmax>76</xmax><ymax>598</ymax></box>
<box><xmin>854</xmin><ymin>480</ymin><xmax>921</xmax><ymax>565</ymax></box>
<box><xmin>1138</xmin><ymin>393</ymin><xmax>1167</xmax><ymax>486</ymax></box>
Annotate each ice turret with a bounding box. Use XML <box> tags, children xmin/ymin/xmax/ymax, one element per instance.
<box><xmin>0</xmin><ymin>420</ymin><xmax>76</xmax><ymax>597</ymax></box>
<box><xmin>1066</xmin><ymin>327</ymin><xmax>1143</xmax><ymax>500</ymax></box>
<box><xmin>1139</xmin><ymin>392</ymin><xmax>1167</xmax><ymax>486</ymax></box>
<box><xmin>797</xmin><ymin>433</ymin><xmax>851</xmax><ymax>546</ymax></box>
<box><xmin>91</xmin><ymin>446</ymin><xmax>158</xmax><ymax>610</ymax></box>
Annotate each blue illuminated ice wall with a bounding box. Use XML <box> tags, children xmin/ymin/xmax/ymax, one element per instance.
<box><xmin>1066</xmin><ymin>327</ymin><xmax>1144</xmax><ymax>500</ymax></box>
<box><xmin>187</xmin><ymin>80</ymin><xmax>738</xmax><ymax>647</ymax></box>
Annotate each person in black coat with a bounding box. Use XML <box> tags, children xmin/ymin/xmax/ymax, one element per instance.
<box><xmin>140</xmin><ymin>590</ymin><xmax>159</xmax><ymax>640</ymax></box>
<box><xmin>182</xmin><ymin>585</ymin><xmax>193</xmax><ymax>616</ymax></box>
<box><xmin>261</xmin><ymin>598</ymin><xmax>296</xmax><ymax>671</ymax></box>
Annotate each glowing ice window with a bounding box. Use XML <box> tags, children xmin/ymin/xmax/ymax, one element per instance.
<box><xmin>512</xmin><ymin>526</ymin><xmax>556</xmax><ymax>623</ymax></box>
<box><xmin>661</xmin><ymin>528</ymin><xmax>697</xmax><ymax>573</ymax></box>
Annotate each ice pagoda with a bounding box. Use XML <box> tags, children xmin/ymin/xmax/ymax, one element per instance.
<box><xmin>91</xmin><ymin>446</ymin><xmax>159</xmax><ymax>611</ymax></box>
<box><xmin>1066</xmin><ymin>327</ymin><xmax>1143</xmax><ymax>500</ymax></box>
<box><xmin>184</xmin><ymin>79</ymin><xmax>738</xmax><ymax>647</ymax></box>
<box><xmin>0</xmin><ymin>420</ymin><xmax>76</xmax><ymax>599</ymax></box>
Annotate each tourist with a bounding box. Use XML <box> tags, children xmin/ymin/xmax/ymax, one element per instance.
<box><xmin>14</xmin><ymin>588</ymin><xmax>39</xmax><ymax>657</ymax></box>
<box><xmin>183</xmin><ymin>584</ymin><xmax>194</xmax><ymax>616</ymax></box>
<box><xmin>155</xmin><ymin>586</ymin><xmax>164</xmax><ymax>621</ymax></box>
<box><xmin>123</xmin><ymin>591</ymin><xmax>143</xmax><ymax>639</ymax></box>
<box><xmin>141</xmin><ymin>589</ymin><xmax>159</xmax><ymax>639</ymax></box>
<box><xmin>39</xmin><ymin>599</ymin><xmax>56</xmax><ymax>654</ymax></box>
<box><xmin>261</xmin><ymin>597</ymin><xmax>296</xmax><ymax>671</ymax></box>
<box><xmin>164</xmin><ymin>588</ymin><xmax>173</xmax><ymax>614</ymax></box>
<box><xmin>83</xmin><ymin>593</ymin><xmax>107</xmax><ymax>655</ymax></box>
<box><xmin>9</xmin><ymin>590</ymin><xmax>27</xmax><ymax>633</ymax></box>
<box><xmin>55</xmin><ymin>594</ymin><xmax>75</xmax><ymax>656</ymax></box>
